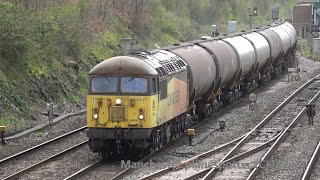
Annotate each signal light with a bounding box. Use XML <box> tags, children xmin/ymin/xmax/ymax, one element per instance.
<box><xmin>139</xmin><ymin>108</ymin><xmax>144</xmax><ymax>113</ymax></box>
<box><xmin>253</xmin><ymin>7</ymin><xmax>258</xmax><ymax>16</ymax></box>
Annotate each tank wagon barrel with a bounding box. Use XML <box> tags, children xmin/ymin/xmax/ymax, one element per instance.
<box><xmin>270</xmin><ymin>25</ymin><xmax>291</xmax><ymax>58</ymax></box>
<box><xmin>222</xmin><ymin>36</ymin><xmax>256</xmax><ymax>80</ymax></box>
<box><xmin>241</xmin><ymin>32</ymin><xmax>271</xmax><ymax>71</ymax></box>
<box><xmin>166</xmin><ymin>44</ymin><xmax>217</xmax><ymax>103</ymax></box>
<box><xmin>197</xmin><ymin>40</ymin><xmax>239</xmax><ymax>90</ymax></box>
<box><xmin>257</xmin><ymin>28</ymin><xmax>282</xmax><ymax>66</ymax></box>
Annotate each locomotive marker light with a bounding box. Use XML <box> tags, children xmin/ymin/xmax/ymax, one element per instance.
<box><xmin>0</xmin><ymin>126</ymin><xmax>6</xmax><ymax>145</ymax></box>
<box><xmin>187</xmin><ymin>129</ymin><xmax>195</xmax><ymax>146</ymax></box>
<box><xmin>306</xmin><ymin>104</ymin><xmax>316</xmax><ymax>126</ymax></box>
<box><xmin>116</xmin><ymin>99</ymin><xmax>122</xmax><ymax>105</ymax></box>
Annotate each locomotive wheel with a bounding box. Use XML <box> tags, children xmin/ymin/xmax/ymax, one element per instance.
<box><xmin>252</xmin><ymin>80</ymin><xmax>257</xmax><ymax>90</ymax></box>
<box><xmin>205</xmin><ymin>103</ymin><xmax>213</xmax><ymax>117</ymax></box>
<box><xmin>267</xmin><ymin>73</ymin><xmax>271</xmax><ymax>81</ymax></box>
<box><xmin>234</xmin><ymin>89</ymin><xmax>240</xmax><ymax>100</ymax></box>
<box><xmin>152</xmin><ymin>130</ymin><xmax>161</xmax><ymax>151</ymax></box>
<box><xmin>227</xmin><ymin>92</ymin><xmax>235</xmax><ymax>104</ymax></box>
<box><xmin>143</xmin><ymin>147</ymin><xmax>154</xmax><ymax>157</ymax></box>
<box><xmin>247</xmin><ymin>82</ymin><xmax>252</xmax><ymax>94</ymax></box>
<box><xmin>212</xmin><ymin>100</ymin><xmax>219</xmax><ymax>112</ymax></box>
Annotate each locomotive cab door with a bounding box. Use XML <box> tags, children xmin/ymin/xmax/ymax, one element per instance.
<box><xmin>151</xmin><ymin>76</ymin><xmax>159</xmax><ymax>126</ymax></box>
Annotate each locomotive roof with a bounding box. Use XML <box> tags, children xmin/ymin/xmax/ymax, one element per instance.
<box><xmin>88</xmin><ymin>56</ymin><xmax>158</xmax><ymax>76</ymax></box>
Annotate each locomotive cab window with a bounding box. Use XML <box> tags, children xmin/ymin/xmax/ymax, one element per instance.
<box><xmin>121</xmin><ymin>77</ymin><xmax>147</xmax><ymax>93</ymax></box>
<box><xmin>91</xmin><ymin>76</ymin><xmax>118</xmax><ymax>93</ymax></box>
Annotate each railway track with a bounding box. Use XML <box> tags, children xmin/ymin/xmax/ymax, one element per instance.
<box><xmin>137</xmin><ymin>75</ymin><xmax>320</xmax><ymax>180</ymax></box>
<box><xmin>0</xmin><ymin>126</ymin><xmax>87</xmax><ymax>179</ymax></box>
<box><xmin>301</xmin><ymin>140</ymin><xmax>320</xmax><ymax>180</ymax></box>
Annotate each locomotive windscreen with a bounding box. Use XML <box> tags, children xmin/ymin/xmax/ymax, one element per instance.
<box><xmin>91</xmin><ymin>76</ymin><xmax>118</xmax><ymax>93</ymax></box>
<box><xmin>91</xmin><ymin>76</ymin><xmax>148</xmax><ymax>94</ymax></box>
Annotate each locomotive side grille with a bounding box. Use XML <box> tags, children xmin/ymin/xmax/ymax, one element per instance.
<box><xmin>111</xmin><ymin>106</ymin><xmax>126</xmax><ymax>121</ymax></box>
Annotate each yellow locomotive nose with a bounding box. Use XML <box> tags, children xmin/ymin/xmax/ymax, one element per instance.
<box><xmin>87</xmin><ymin>96</ymin><xmax>151</xmax><ymax>128</ymax></box>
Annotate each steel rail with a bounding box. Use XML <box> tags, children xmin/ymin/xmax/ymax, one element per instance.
<box><xmin>110</xmin><ymin>153</ymin><xmax>154</xmax><ymax>180</ymax></box>
<box><xmin>0</xmin><ymin>126</ymin><xmax>86</xmax><ymax>164</ymax></box>
<box><xmin>140</xmin><ymin>133</ymin><xmax>247</xmax><ymax>180</ymax></box>
<box><xmin>301</xmin><ymin>140</ymin><xmax>320</xmax><ymax>180</ymax></box>
<box><xmin>183</xmin><ymin>132</ymin><xmax>282</xmax><ymax>180</ymax></box>
<box><xmin>246</xmin><ymin>90</ymin><xmax>320</xmax><ymax>180</ymax></box>
<box><xmin>201</xmin><ymin>76</ymin><xmax>319</xmax><ymax>180</ymax></box>
<box><xmin>3</xmin><ymin>140</ymin><xmax>88</xmax><ymax>180</ymax></box>
<box><xmin>64</xmin><ymin>159</ymin><xmax>102</xmax><ymax>180</ymax></box>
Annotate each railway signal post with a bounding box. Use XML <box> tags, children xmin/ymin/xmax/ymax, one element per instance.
<box><xmin>249</xmin><ymin>7</ymin><xmax>258</xmax><ymax>29</ymax></box>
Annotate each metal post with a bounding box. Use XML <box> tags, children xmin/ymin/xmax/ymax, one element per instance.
<box><xmin>219</xmin><ymin>120</ymin><xmax>226</xmax><ymax>132</ymax></box>
<box><xmin>189</xmin><ymin>136</ymin><xmax>193</xmax><ymax>146</ymax></box>
<box><xmin>1</xmin><ymin>132</ymin><xmax>4</xmax><ymax>145</ymax></box>
<box><xmin>250</xmin><ymin>15</ymin><xmax>252</xmax><ymax>30</ymax></box>
<box><xmin>306</xmin><ymin>104</ymin><xmax>316</xmax><ymax>126</ymax></box>
<box><xmin>0</xmin><ymin>126</ymin><xmax>6</xmax><ymax>145</ymax></box>
<box><xmin>46</xmin><ymin>103</ymin><xmax>54</xmax><ymax>125</ymax></box>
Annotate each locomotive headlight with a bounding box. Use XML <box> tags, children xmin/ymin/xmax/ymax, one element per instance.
<box><xmin>93</xmin><ymin>113</ymin><xmax>98</xmax><ymax>119</ymax></box>
<box><xmin>116</xmin><ymin>99</ymin><xmax>121</xmax><ymax>105</ymax></box>
<box><xmin>138</xmin><ymin>114</ymin><xmax>144</xmax><ymax>120</ymax></box>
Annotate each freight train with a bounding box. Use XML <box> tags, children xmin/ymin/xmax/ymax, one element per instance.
<box><xmin>86</xmin><ymin>21</ymin><xmax>297</xmax><ymax>158</ymax></box>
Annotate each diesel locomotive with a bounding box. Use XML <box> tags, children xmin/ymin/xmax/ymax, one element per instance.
<box><xmin>86</xmin><ymin>21</ymin><xmax>297</xmax><ymax>158</ymax></box>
